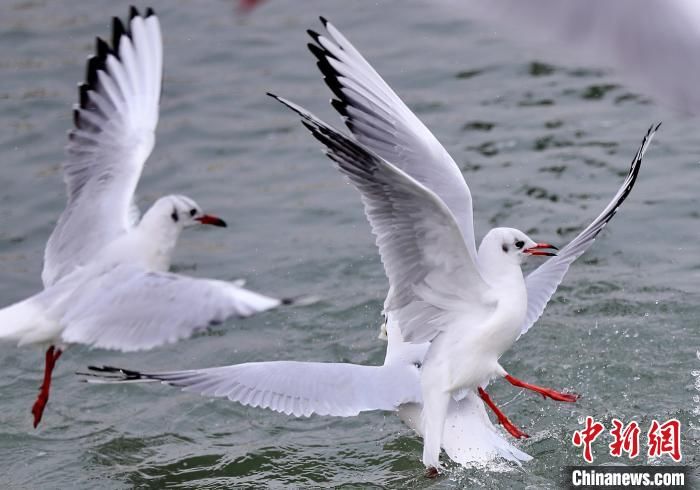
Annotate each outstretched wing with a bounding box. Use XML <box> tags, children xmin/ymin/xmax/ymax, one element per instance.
<box><xmin>308</xmin><ymin>18</ymin><xmax>479</xmax><ymax>262</ymax></box>
<box><xmin>43</xmin><ymin>8</ymin><xmax>162</xmax><ymax>286</ymax></box>
<box><xmin>272</xmin><ymin>94</ymin><xmax>493</xmax><ymax>344</ymax></box>
<box><xmin>519</xmin><ymin>123</ymin><xmax>659</xmax><ymax>336</ymax></box>
<box><xmin>60</xmin><ymin>265</ymin><xmax>281</xmax><ymax>351</ymax></box>
<box><xmin>83</xmin><ymin>362</ymin><xmax>421</xmax><ymax>417</ymax></box>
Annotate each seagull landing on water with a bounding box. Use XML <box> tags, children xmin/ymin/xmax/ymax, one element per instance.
<box><xmin>266</xmin><ymin>18</ymin><xmax>659</xmax><ymax>475</ymax></box>
<box><xmin>0</xmin><ymin>7</ymin><xmax>299</xmax><ymax>429</ymax></box>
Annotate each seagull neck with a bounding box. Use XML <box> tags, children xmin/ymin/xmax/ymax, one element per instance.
<box><xmin>135</xmin><ymin>213</ymin><xmax>181</xmax><ymax>271</ymax></box>
<box><xmin>476</xmin><ymin>252</ymin><xmax>524</xmax><ymax>289</ymax></box>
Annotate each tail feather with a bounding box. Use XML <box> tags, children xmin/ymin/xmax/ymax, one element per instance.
<box><xmin>421</xmin><ymin>390</ymin><xmax>451</xmax><ymax>469</ymax></box>
<box><xmin>399</xmin><ymin>391</ymin><xmax>531</xmax><ymax>466</ymax></box>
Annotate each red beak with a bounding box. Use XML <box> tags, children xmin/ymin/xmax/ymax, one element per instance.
<box><xmin>195</xmin><ymin>214</ymin><xmax>227</xmax><ymax>227</ymax></box>
<box><xmin>524</xmin><ymin>243</ymin><xmax>558</xmax><ymax>256</ymax></box>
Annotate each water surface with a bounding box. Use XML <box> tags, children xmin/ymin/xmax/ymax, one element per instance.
<box><xmin>0</xmin><ymin>0</ymin><xmax>697</xmax><ymax>487</ymax></box>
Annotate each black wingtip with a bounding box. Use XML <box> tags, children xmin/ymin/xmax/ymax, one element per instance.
<box><xmin>145</xmin><ymin>7</ymin><xmax>156</xmax><ymax>17</ymax></box>
<box><xmin>280</xmin><ymin>294</ymin><xmax>320</xmax><ymax>307</ymax></box>
<box><xmin>85</xmin><ymin>56</ymin><xmax>105</xmax><ymax>90</ymax></box>
<box><xmin>87</xmin><ymin>365</ymin><xmax>144</xmax><ymax>380</ymax></box>
<box><xmin>307</xmin><ymin>29</ymin><xmax>321</xmax><ymax>44</ymax></box>
<box><xmin>319</xmin><ymin>16</ymin><xmax>328</xmax><ymax>27</ymax></box>
<box><xmin>129</xmin><ymin>5</ymin><xmax>140</xmax><ymax>20</ymax></box>
<box><xmin>95</xmin><ymin>37</ymin><xmax>110</xmax><ymax>59</ymax></box>
<box><xmin>331</xmin><ymin>98</ymin><xmax>348</xmax><ymax>117</ymax></box>
<box><xmin>78</xmin><ymin>83</ymin><xmax>89</xmax><ymax>109</ymax></box>
<box><xmin>112</xmin><ymin>17</ymin><xmax>126</xmax><ymax>52</ymax></box>
<box><xmin>267</xmin><ymin>92</ymin><xmax>288</xmax><ymax>107</ymax></box>
<box><xmin>73</xmin><ymin>108</ymin><xmax>81</xmax><ymax>129</ymax></box>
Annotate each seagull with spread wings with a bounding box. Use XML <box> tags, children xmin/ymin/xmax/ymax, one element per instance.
<box><xmin>259</xmin><ymin>91</ymin><xmax>656</xmax><ymax>475</ymax></box>
<box><xmin>0</xmin><ymin>8</ymin><xmax>293</xmax><ymax>428</ymax></box>
<box><xmin>289</xmin><ymin>19</ymin><xmax>658</xmax><ymax>473</ymax></box>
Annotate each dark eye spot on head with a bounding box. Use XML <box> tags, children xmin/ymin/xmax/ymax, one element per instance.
<box><xmin>189</xmin><ymin>209</ymin><xmax>196</xmax><ymax>217</ymax></box>
<box><xmin>414</xmin><ymin>362</ymin><xmax>422</xmax><ymax>369</ymax></box>
<box><xmin>502</xmin><ymin>244</ymin><xmax>509</xmax><ymax>253</ymax></box>
<box><xmin>515</xmin><ymin>240</ymin><xmax>525</xmax><ymax>249</ymax></box>
<box><xmin>171</xmin><ymin>209</ymin><xmax>179</xmax><ymax>222</ymax></box>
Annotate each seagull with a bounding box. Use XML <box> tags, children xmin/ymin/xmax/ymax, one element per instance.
<box><xmin>269</xmin><ymin>18</ymin><xmax>659</xmax><ymax>474</ymax></box>
<box><xmin>81</xmin><ymin>17</ymin><xmax>658</xmax><ymax>471</ymax></box>
<box><xmin>0</xmin><ymin>7</ymin><xmax>293</xmax><ymax>428</ymax></box>
<box><xmin>268</xmin><ymin>98</ymin><xmax>656</xmax><ymax>474</ymax></box>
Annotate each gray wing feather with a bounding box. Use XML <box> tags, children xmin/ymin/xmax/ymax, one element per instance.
<box><xmin>309</xmin><ymin>18</ymin><xmax>479</xmax><ymax>262</ymax></box>
<box><xmin>271</xmin><ymin>94</ymin><xmax>492</xmax><ymax>344</ymax></box>
<box><xmin>520</xmin><ymin>123</ymin><xmax>659</xmax><ymax>336</ymax></box>
<box><xmin>43</xmin><ymin>10</ymin><xmax>162</xmax><ymax>286</ymax></box>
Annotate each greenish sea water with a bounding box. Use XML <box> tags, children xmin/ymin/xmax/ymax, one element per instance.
<box><xmin>0</xmin><ymin>0</ymin><xmax>697</xmax><ymax>487</ymax></box>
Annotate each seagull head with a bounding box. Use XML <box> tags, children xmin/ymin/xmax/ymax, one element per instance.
<box><xmin>480</xmin><ymin>227</ymin><xmax>557</xmax><ymax>267</ymax></box>
<box><xmin>147</xmin><ymin>195</ymin><xmax>227</xmax><ymax>231</ymax></box>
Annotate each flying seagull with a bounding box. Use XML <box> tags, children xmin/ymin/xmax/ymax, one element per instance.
<box><xmin>0</xmin><ymin>7</ymin><xmax>296</xmax><ymax>428</ymax></box>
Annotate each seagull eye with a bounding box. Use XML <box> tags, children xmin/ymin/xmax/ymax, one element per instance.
<box><xmin>189</xmin><ymin>209</ymin><xmax>196</xmax><ymax>217</ymax></box>
<box><xmin>515</xmin><ymin>240</ymin><xmax>525</xmax><ymax>249</ymax></box>
<box><xmin>171</xmin><ymin>209</ymin><xmax>179</xmax><ymax>222</ymax></box>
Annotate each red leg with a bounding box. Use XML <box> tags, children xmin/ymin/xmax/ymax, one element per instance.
<box><xmin>478</xmin><ymin>387</ymin><xmax>529</xmax><ymax>439</ymax></box>
<box><xmin>504</xmin><ymin>374</ymin><xmax>579</xmax><ymax>402</ymax></box>
<box><xmin>31</xmin><ymin>346</ymin><xmax>62</xmax><ymax>428</ymax></box>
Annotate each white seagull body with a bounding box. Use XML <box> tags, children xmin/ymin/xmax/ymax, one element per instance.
<box><xmin>84</xmin><ymin>18</ymin><xmax>658</xmax><ymax>470</ymax></box>
<box><xmin>0</xmin><ymin>8</ymin><xmax>287</xmax><ymax>427</ymax></box>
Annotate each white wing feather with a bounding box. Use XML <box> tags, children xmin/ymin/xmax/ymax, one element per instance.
<box><xmin>43</xmin><ymin>9</ymin><xmax>162</xmax><ymax>286</ymax></box>
<box><xmin>272</xmin><ymin>95</ymin><xmax>492</xmax><ymax>344</ymax></box>
<box><xmin>60</xmin><ymin>265</ymin><xmax>280</xmax><ymax>351</ymax></box>
<box><xmin>84</xmin><ymin>362</ymin><xmax>422</xmax><ymax>417</ymax></box>
<box><xmin>520</xmin><ymin>124</ymin><xmax>659</xmax><ymax>336</ymax></box>
<box><xmin>309</xmin><ymin>18</ymin><xmax>479</xmax><ymax>262</ymax></box>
